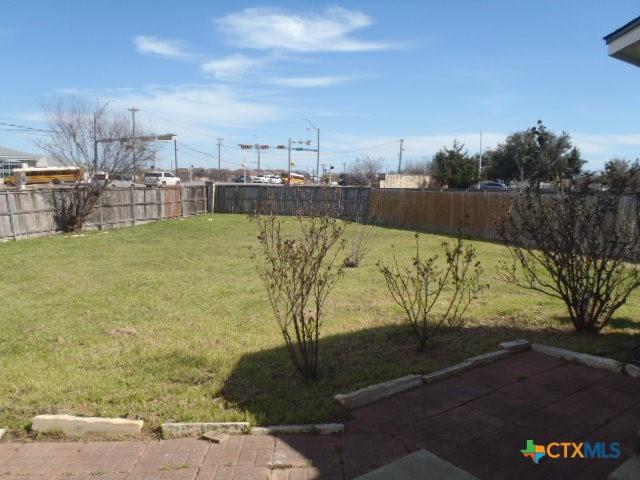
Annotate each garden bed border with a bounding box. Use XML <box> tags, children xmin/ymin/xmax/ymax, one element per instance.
<box><xmin>333</xmin><ymin>339</ymin><xmax>640</xmax><ymax>410</ymax></box>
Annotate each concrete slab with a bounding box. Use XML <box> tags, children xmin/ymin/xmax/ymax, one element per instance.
<box><xmin>532</xmin><ymin>343</ymin><xmax>623</xmax><ymax>373</ymax></box>
<box><xmin>251</xmin><ymin>423</ymin><xmax>343</xmax><ymax>435</ymax></box>
<box><xmin>334</xmin><ymin>374</ymin><xmax>423</xmax><ymax>409</ymax></box>
<box><xmin>354</xmin><ymin>449</ymin><xmax>480</xmax><ymax>480</ymax></box>
<box><xmin>161</xmin><ymin>421</ymin><xmax>249</xmax><ymax>438</ymax></box>
<box><xmin>499</xmin><ymin>339</ymin><xmax>531</xmax><ymax>352</ymax></box>
<box><xmin>609</xmin><ymin>455</ymin><xmax>640</xmax><ymax>480</ymax></box>
<box><xmin>31</xmin><ymin>414</ymin><xmax>142</xmax><ymax>435</ymax></box>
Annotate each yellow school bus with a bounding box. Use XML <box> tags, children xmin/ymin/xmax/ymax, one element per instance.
<box><xmin>3</xmin><ymin>167</ymin><xmax>84</xmax><ymax>187</ymax></box>
<box><xmin>280</xmin><ymin>172</ymin><xmax>305</xmax><ymax>185</ymax></box>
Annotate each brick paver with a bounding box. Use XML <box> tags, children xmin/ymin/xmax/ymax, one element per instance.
<box><xmin>1</xmin><ymin>351</ymin><xmax>638</xmax><ymax>479</ymax></box>
<box><xmin>353</xmin><ymin>351</ymin><xmax>640</xmax><ymax>479</ymax></box>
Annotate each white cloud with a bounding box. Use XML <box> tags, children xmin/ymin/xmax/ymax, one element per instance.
<box><xmin>201</xmin><ymin>54</ymin><xmax>263</xmax><ymax>81</ymax></box>
<box><xmin>109</xmin><ymin>84</ymin><xmax>282</xmax><ymax>137</ymax></box>
<box><xmin>215</xmin><ymin>7</ymin><xmax>393</xmax><ymax>52</ymax></box>
<box><xmin>269</xmin><ymin>75</ymin><xmax>358</xmax><ymax>88</ymax></box>
<box><xmin>133</xmin><ymin>35</ymin><xmax>191</xmax><ymax>58</ymax></box>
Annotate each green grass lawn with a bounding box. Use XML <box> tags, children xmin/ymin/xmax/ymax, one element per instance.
<box><xmin>1</xmin><ymin>214</ymin><xmax>639</xmax><ymax>437</ymax></box>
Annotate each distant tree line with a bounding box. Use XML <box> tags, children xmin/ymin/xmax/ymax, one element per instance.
<box><xmin>388</xmin><ymin>120</ymin><xmax>639</xmax><ymax>192</ymax></box>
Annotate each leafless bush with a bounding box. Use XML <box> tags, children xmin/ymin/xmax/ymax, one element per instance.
<box><xmin>343</xmin><ymin>194</ymin><xmax>380</xmax><ymax>268</ymax></box>
<box><xmin>343</xmin><ymin>226</ymin><xmax>370</xmax><ymax>268</ymax></box>
<box><xmin>498</xmin><ymin>187</ymin><xmax>640</xmax><ymax>333</ymax></box>
<box><xmin>38</xmin><ymin>98</ymin><xmax>152</xmax><ymax>232</ymax></box>
<box><xmin>250</xmin><ymin>203</ymin><xmax>346</xmax><ymax>379</ymax></box>
<box><xmin>378</xmin><ymin>234</ymin><xmax>487</xmax><ymax>351</ymax></box>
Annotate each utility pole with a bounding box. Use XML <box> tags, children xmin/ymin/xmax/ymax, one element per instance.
<box><xmin>216</xmin><ymin>138</ymin><xmax>223</xmax><ymax>171</ymax></box>
<box><xmin>287</xmin><ymin>138</ymin><xmax>292</xmax><ymax>181</ymax></box>
<box><xmin>93</xmin><ymin>113</ymin><xmax>98</xmax><ymax>171</ymax></box>
<box><xmin>257</xmin><ymin>145</ymin><xmax>261</xmax><ymax>173</ymax></box>
<box><xmin>174</xmin><ymin>138</ymin><xmax>178</xmax><ymax>172</ymax></box>
<box><xmin>397</xmin><ymin>138</ymin><xmax>404</xmax><ymax>173</ymax></box>
<box><xmin>343</xmin><ymin>162</ymin><xmax>347</xmax><ymax>174</ymax></box>
<box><xmin>128</xmin><ymin>106</ymin><xmax>139</xmax><ymax>166</ymax></box>
<box><xmin>478</xmin><ymin>131</ymin><xmax>483</xmax><ymax>183</ymax></box>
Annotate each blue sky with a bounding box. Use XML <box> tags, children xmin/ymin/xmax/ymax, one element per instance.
<box><xmin>1</xmin><ymin>0</ymin><xmax>640</xmax><ymax>172</ymax></box>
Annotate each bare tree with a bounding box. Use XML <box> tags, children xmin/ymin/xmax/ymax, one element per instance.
<box><xmin>498</xmin><ymin>186</ymin><xmax>640</xmax><ymax>333</ymax></box>
<box><xmin>348</xmin><ymin>154</ymin><xmax>384</xmax><ymax>186</ymax></box>
<box><xmin>378</xmin><ymin>234</ymin><xmax>487</xmax><ymax>351</ymax></box>
<box><xmin>250</xmin><ymin>202</ymin><xmax>346</xmax><ymax>379</ymax></box>
<box><xmin>37</xmin><ymin>98</ymin><xmax>152</xmax><ymax>232</ymax></box>
<box><xmin>402</xmin><ymin>158</ymin><xmax>434</xmax><ymax>176</ymax></box>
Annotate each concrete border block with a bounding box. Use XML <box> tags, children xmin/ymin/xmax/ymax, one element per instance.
<box><xmin>334</xmin><ymin>374</ymin><xmax>423</xmax><ymax>410</ymax></box>
<box><xmin>422</xmin><ymin>361</ymin><xmax>474</xmax><ymax>384</ymax></box>
<box><xmin>161</xmin><ymin>422</ymin><xmax>250</xmax><ymax>438</ymax></box>
<box><xmin>0</xmin><ymin>429</ymin><xmax>5</xmax><ymax>440</ymax></box>
<box><xmin>251</xmin><ymin>423</ymin><xmax>344</xmax><ymax>435</ymax></box>
<box><xmin>624</xmin><ymin>364</ymin><xmax>640</xmax><ymax>379</ymax></box>
<box><xmin>31</xmin><ymin>415</ymin><xmax>143</xmax><ymax>435</ymax></box>
<box><xmin>608</xmin><ymin>454</ymin><xmax>640</xmax><ymax>480</ymax></box>
<box><xmin>499</xmin><ymin>339</ymin><xmax>531</xmax><ymax>352</ymax></box>
<box><xmin>466</xmin><ymin>350</ymin><xmax>511</xmax><ymax>366</ymax></box>
<box><xmin>532</xmin><ymin>344</ymin><xmax>623</xmax><ymax>374</ymax></box>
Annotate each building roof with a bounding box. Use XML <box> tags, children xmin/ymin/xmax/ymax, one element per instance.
<box><xmin>0</xmin><ymin>145</ymin><xmax>41</xmax><ymax>161</ymax></box>
<box><xmin>603</xmin><ymin>15</ymin><xmax>640</xmax><ymax>67</ymax></box>
<box><xmin>603</xmin><ymin>15</ymin><xmax>640</xmax><ymax>43</ymax></box>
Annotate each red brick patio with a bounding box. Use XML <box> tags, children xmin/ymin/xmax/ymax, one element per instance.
<box><xmin>0</xmin><ymin>350</ymin><xmax>638</xmax><ymax>479</ymax></box>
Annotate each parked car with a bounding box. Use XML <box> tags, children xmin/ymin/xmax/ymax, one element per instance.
<box><xmin>477</xmin><ymin>181</ymin><xmax>508</xmax><ymax>191</ymax></box>
<box><xmin>93</xmin><ymin>173</ymin><xmax>134</xmax><ymax>188</ymax></box>
<box><xmin>252</xmin><ymin>175</ymin><xmax>270</xmax><ymax>184</ymax></box>
<box><xmin>144</xmin><ymin>171</ymin><xmax>181</xmax><ymax>187</ymax></box>
<box><xmin>269</xmin><ymin>175</ymin><xmax>282</xmax><ymax>184</ymax></box>
<box><xmin>232</xmin><ymin>175</ymin><xmax>250</xmax><ymax>183</ymax></box>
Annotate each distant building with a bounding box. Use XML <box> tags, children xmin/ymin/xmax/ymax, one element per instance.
<box><xmin>604</xmin><ymin>16</ymin><xmax>640</xmax><ymax>66</ymax></box>
<box><xmin>373</xmin><ymin>173</ymin><xmax>431</xmax><ymax>189</ymax></box>
<box><xmin>0</xmin><ymin>146</ymin><xmax>50</xmax><ymax>180</ymax></box>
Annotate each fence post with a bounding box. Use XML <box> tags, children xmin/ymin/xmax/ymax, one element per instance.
<box><xmin>99</xmin><ymin>192</ymin><xmax>104</xmax><ymax>229</ymax></box>
<box><xmin>130</xmin><ymin>187</ymin><xmax>136</xmax><ymax>226</ymax></box>
<box><xmin>182</xmin><ymin>186</ymin><xmax>187</xmax><ymax>217</ymax></box>
<box><xmin>6</xmin><ymin>192</ymin><xmax>16</xmax><ymax>240</ymax></box>
<box><xmin>157</xmin><ymin>188</ymin><xmax>162</xmax><ymax>220</ymax></box>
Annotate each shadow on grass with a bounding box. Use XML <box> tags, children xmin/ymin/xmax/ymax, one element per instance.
<box><xmin>553</xmin><ymin>315</ymin><xmax>640</xmax><ymax>332</ymax></box>
<box><xmin>218</xmin><ymin>319</ymin><xmax>638</xmax><ymax>427</ymax></box>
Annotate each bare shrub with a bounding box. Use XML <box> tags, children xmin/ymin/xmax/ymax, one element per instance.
<box><xmin>250</xmin><ymin>204</ymin><xmax>346</xmax><ymax>379</ymax></box>
<box><xmin>343</xmin><ymin>193</ymin><xmax>380</xmax><ymax>268</ymax></box>
<box><xmin>378</xmin><ymin>234</ymin><xmax>487</xmax><ymax>351</ymax></box>
<box><xmin>498</xmin><ymin>187</ymin><xmax>640</xmax><ymax>333</ymax></box>
<box><xmin>343</xmin><ymin>224</ymin><xmax>370</xmax><ymax>268</ymax></box>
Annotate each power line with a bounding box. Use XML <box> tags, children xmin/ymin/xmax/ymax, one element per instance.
<box><xmin>0</xmin><ymin>121</ymin><xmax>51</xmax><ymax>133</ymax></box>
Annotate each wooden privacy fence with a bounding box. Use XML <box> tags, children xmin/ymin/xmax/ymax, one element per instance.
<box><xmin>211</xmin><ymin>185</ymin><xmax>512</xmax><ymax>240</ymax></box>
<box><xmin>369</xmin><ymin>189</ymin><xmax>512</xmax><ymax>241</ymax></box>
<box><xmin>213</xmin><ymin>184</ymin><xmax>371</xmax><ymax>221</ymax></box>
<box><xmin>0</xmin><ymin>185</ymin><xmax>208</xmax><ymax>240</ymax></box>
